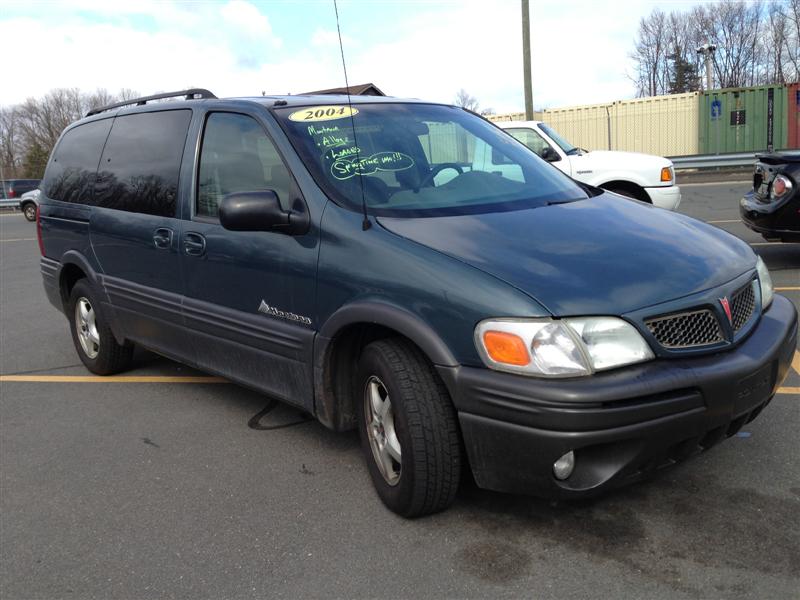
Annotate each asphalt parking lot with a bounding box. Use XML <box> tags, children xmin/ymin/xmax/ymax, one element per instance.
<box><xmin>1</xmin><ymin>182</ymin><xmax>798</xmax><ymax>599</ymax></box>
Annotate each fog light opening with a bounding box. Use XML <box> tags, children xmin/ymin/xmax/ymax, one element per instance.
<box><xmin>553</xmin><ymin>450</ymin><xmax>575</xmax><ymax>481</ymax></box>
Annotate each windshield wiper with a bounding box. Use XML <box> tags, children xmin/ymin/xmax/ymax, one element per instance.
<box><xmin>545</xmin><ymin>197</ymin><xmax>584</xmax><ymax>206</ymax></box>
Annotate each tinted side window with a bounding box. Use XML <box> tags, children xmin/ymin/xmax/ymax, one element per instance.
<box><xmin>197</xmin><ymin>112</ymin><xmax>293</xmax><ymax>218</ymax></box>
<box><xmin>94</xmin><ymin>110</ymin><xmax>192</xmax><ymax>217</ymax></box>
<box><xmin>43</xmin><ymin>119</ymin><xmax>112</xmax><ymax>204</ymax></box>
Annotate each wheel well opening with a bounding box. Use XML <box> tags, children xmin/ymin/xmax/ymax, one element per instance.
<box><xmin>322</xmin><ymin>323</ymin><xmax>410</xmax><ymax>431</ymax></box>
<box><xmin>600</xmin><ymin>180</ymin><xmax>651</xmax><ymax>203</ymax></box>
<box><xmin>59</xmin><ymin>264</ymin><xmax>86</xmax><ymax>309</ymax></box>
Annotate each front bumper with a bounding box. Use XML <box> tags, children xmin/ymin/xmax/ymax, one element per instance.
<box><xmin>645</xmin><ymin>184</ymin><xmax>681</xmax><ymax>210</ymax></box>
<box><xmin>437</xmin><ymin>294</ymin><xmax>797</xmax><ymax>498</ymax></box>
<box><xmin>740</xmin><ymin>191</ymin><xmax>800</xmax><ymax>242</ymax></box>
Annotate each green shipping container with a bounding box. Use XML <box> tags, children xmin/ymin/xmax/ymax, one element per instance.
<box><xmin>699</xmin><ymin>85</ymin><xmax>788</xmax><ymax>154</ymax></box>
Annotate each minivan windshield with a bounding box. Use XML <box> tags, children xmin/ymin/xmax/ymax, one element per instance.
<box><xmin>276</xmin><ymin>103</ymin><xmax>588</xmax><ymax>217</ymax></box>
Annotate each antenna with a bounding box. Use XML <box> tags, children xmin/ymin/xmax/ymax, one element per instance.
<box><xmin>333</xmin><ymin>0</ymin><xmax>370</xmax><ymax>231</ymax></box>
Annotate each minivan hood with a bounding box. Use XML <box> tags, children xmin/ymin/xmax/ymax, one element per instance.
<box><xmin>377</xmin><ymin>194</ymin><xmax>755</xmax><ymax>316</ymax></box>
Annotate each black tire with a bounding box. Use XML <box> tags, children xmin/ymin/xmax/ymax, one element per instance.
<box><xmin>68</xmin><ymin>279</ymin><xmax>133</xmax><ymax>375</ymax></box>
<box><xmin>22</xmin><ymin>202</ymin><xmax>36</xmax><ymax>222</ymax></box>
<box><xmin>357</xmin><ymin>338</ymin><xmax>461</xmax><ymax>517</ymax></box>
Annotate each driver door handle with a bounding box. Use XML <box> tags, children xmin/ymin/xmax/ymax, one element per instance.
<box><xmin>153</xmin><ymin>227</ymin><xmax>173</xmax><ymax>249</ymax></box>
<box><xmin>183</xmin><ymin>232</ymin><xmax>206</xmax><ymax>257</ymax></box>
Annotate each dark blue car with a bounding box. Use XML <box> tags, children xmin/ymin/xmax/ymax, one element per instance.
<box><xmin>37</xmin><ymin>89</ymin><xmax>797</xmax><ymax>517</ymax></box>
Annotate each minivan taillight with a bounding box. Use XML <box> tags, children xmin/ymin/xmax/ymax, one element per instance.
<box><xmin>8</xmin><ymin>189</ymin><xmax>16</xmax><ymax>198</ymax></box>
<box><xmin>36</xmin><ymin>206</ymin><xmax>45</xmax><ymax>256</ymax></box>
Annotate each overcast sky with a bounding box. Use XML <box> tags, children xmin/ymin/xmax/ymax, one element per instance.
<box><xmin>1</xmin><ymin>0</ymin><xmax>708</xmax><ymax>113</ymax></box>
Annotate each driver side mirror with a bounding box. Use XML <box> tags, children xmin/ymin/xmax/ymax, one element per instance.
<box><xmin>541</xmin><ymin>147</ymin><xmax>560</xmax><ymax>162</ymax></box>
<box><xmin>219</xmin><ymin>190</ymin><xmax>308</xmax><ymax>235</ymax></box>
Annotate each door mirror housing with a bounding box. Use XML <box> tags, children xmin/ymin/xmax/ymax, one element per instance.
<box><xmin>219</xmin><ymin>190</ymin><xmax>308</xmax><ymax>235</ymax></box>
<box><xmin>541</xmin><ymin>147</ymin><xmax>561</xmax><ymax>162</ymax></box>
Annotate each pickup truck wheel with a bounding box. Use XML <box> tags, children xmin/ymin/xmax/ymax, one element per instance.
<box><xmin>68</xmin><ymin>280</ymin><xmax>133</xmax><ymax>375</ymax></box>
<box><xmin>602</xmin><ymin>184</ymin><xmax>650</xmax><ymax>203</ymax></box>
<box><xmin>357</xmin><ymin>338</ymin><xmax>461</xmax><ymax>517</ymax></box>
<box><xmin>22</xmin><ymin>202</ymin><xmax>36</xmax><ymax>222</ymax></box>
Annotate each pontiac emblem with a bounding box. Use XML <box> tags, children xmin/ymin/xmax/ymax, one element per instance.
<box><xmin>719</xmin><ymin>297</ymin><xmax>732</xmax><ymax>324</ymax></box>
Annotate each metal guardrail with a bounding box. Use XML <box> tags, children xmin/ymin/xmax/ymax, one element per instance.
<box><xmin>669</xmin><ymin>152</ymin><xmax>758</xmax><ymax>170</ymax></box>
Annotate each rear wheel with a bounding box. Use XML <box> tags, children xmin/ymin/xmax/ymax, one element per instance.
<box><xmin>357</xmin><ymin>338</ymin><xmax>461</xmax><ymax>517</ymax></box>
<box><xmin>68</xmin><ymin>279</ymin><xmax>133</xmax><ymax>375</ymax></box>
<box><xmin>22</xmin><ymin>202</ymin><xmax>36</xmax><ymax>222</ymax></box>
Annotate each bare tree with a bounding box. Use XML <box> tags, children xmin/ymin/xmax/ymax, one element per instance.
<box><xmin>17</xmin><ymin>88</ymin><xmax>84</xmax><ymax>151</ymax></box>
<box><xmin>699</xmin><ymin>1</ymin><xmax>764</xmax><ymax>88</ymax></box>
<box><xmin>1</xmin><ymin>88</ymin><xmax>141</xmax><ymax>179</ymax></box>
<box><xmin>119</xmin><ymin>88</ymin><xmax>141</xmax><ymax>102</ymax></box>
<box><xmin>631</xmin><ymin>10</ymin><xmax>669</xmax><ymax>96</ymax></box>
<box><xmin>631</xmin><ymin>0</ymin><xmax>795</xmax><ymax>95</ymax></box>
<box><xmin>781</xmin><ymin>0</ymin><xmax>800</xmax><ymax>80</ymax></box>
<box><xmin>454</xmin><ymin>89</ymin><xmax>480</xmax><ymax>112</ymax></box>
<box><xmin>0</xmin><ymin>107</ymin><xmax>23</xmax><ymax>178</ymax></box>
<box><xmin>83</xmin><ymin>88</ymin><xmax>117</xmax><ymax>115</ymax></box>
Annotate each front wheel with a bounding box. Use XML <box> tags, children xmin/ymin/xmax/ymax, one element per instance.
<box><xmin>357</xmin><ymin>338</ymin><xmax>461</xmax><ymax>517</ymax></box>
<box><xmin>603</xmin><ymin>185</ymin><xmax>650</xmax><ymax>203</ymax></box>
<box><xmin>68</xmin><ymin>279</ymin><xmax>133</xmax><ymax>375</ymax></box>
<box><xmin>22</xmin><ymin>202</ymin><xmax>36</xmax><ymax>222</ymax></box>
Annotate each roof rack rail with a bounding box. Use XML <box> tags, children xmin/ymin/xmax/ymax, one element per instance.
<box><xmin>85</xmin><ymin>88</ymin><xmax>217</xmax><ymax>117</ymax></box>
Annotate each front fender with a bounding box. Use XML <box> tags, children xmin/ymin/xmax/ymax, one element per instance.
<box><xmin>584</xmin><ymin>171</ymin><xmax>652</xmax><ymax>189</ymax></box>
<box><xmin>318</xmin><ymin>300</ymin><xmax>458</xmax><ymax>367</ymax></box>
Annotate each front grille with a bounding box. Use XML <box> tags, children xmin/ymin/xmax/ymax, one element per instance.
<box><xmin>645</xmin><ymin>309</ymin><xmax>724</xmax><ymax>349</ymax></box>
<box><xmin>730</xmin><ymin>282</ymin><xmax>755</xmax><ymax>331</ymax></box>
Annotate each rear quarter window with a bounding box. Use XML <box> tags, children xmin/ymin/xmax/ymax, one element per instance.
<box><xmin>43</xmin><ymin>119</ymin><xmax>113</xmax><ymax>204</ymax></box>
<box><xmin>94</xmin><ymin>109</ymin><xmax>192</xmax><ymax>218</ymax></box>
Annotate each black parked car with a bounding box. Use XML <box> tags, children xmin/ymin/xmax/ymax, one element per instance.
<box><xmin>37</xmin><ymin>89</ymin><xmax>797</xmax><ymax>517</ymax></box>
<box><xmin>740</xmin><ymin>152</ymin><xmax>800</xmax><ymax>242</ymax></box>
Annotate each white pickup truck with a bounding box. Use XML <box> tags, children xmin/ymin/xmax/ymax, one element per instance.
<box><xmin>495</xmin><ymin>121</ymin><xmax>681</xmax><ymax>210</ymax></box>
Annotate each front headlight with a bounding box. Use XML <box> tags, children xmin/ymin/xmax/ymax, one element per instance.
<box><xmin>475</xmin><ymin>317</ymin><xmax>654</xmax><ymax>378</ymax></box>
<box><xmin>756</xmin><ymin>256</ymin><xmax>774</xmax><ymax>308</ymax></box>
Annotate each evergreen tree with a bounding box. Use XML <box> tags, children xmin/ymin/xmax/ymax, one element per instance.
<box><xmin>22</xmin><ymin>143</ymin><xmax>49</xmax><ymax>179</ymax></box>
<box><xmin>668</xmin><ymin>54</ymin><xmax>701</xmax><ymax>94</ymax></box>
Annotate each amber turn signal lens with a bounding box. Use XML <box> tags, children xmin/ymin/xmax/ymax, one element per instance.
<box><xmin>660</xmin><ymin>167</ymin><xmax>673</xmax><ymax>182</ymax></box>
<box><xmin>482</xmin><ymin>331</ymin><xmax>530</xmax><ymax>366</ymax></box>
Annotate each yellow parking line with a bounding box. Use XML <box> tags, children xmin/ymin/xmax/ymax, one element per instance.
<box><xmin>706</xmin><ymin>219</ymin><xmax>741</xmax><ymax>224</ymax></box>
<box><xmin>793</xmin><ymin>351</ymin><xmax>800</xmax><ymax>376</ymax></box>
<box><xmin>0</xmin><ymin>375</ymin><xmax>228</xmax><ymax>383</ymax></box>
<box><xmin>0</xmin><ymin>374</ymin><xmax>797</xmax><ymax>395</ymax></box>
<box><xmin>0</xmin><ymin>237</ymin><xmax>36</xmax><ymax>243</ymax></box>
<box><xmin>776</xmin><ymin>287</ymin><xmax>800</xmax><ymax>291</ymax></box>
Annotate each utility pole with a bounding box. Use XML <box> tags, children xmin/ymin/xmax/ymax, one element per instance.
<box><xmin>521</xmin><ymin>0</ymin><xmax>533</xmax><ymax>120</ymax></box>
<box><xmin>696</xmin><ymin>43</ymin><xmax>716</xmax><ymax>91</ymax></box>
